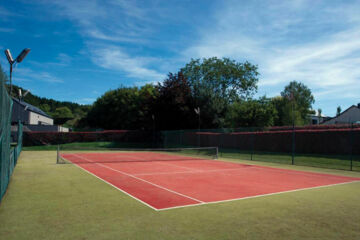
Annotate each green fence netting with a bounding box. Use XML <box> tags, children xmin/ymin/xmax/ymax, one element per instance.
<box><xmin>162</xmin><ymin>125</ymin><xmax>360</xmax><ymax>171</ymax></box>
<box><xmin>0</xmin><ymin>65</ymin><xmax>22</xmax><ymax>202</ymax></box>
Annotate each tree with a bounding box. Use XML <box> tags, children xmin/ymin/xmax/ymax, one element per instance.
<box><xmin>53</xmin><ymin>107</ymin><xmax>74</xmax><ymax>124</ymax></box>
<box><xmin>271</xmin><ymin>96</ymin><xmax>305</xmax><ymax>126</ymax></box>
<box><xmin>317</xmin><ymin>108</ymin><xmax>322</xmax><ymax>124</ymax></box>
<box><xmin>153</xmin><ymin>72</ymin><xmax>196</xmax><ymax>130</ymax></box>
<box><xmin>181</xmin><ymin>57</ymin><xmax>259</xmax><ymax>128</ymax></box>
<box><xmin>39</xmin><ymin>104</ymin><xmax>51</xmax><ymax>115</ymax></box>
<box><xmin>336</xmin><ymin>106</ymin><xmax>342</xmax><ymax>116</ymax></box>
<box><xmin>84</xmin><ymin>84</ymin><xmax>158</xmax><ymax>129</ymax></box>
<box><xmin>225</xmin><ymin>97</ymin><xmax>277</xmax><ymax>128</ymax></box>
<box><xmin>280</xmin><ymin>81</ymin><xmax>314</xmax><ymax>126</ymax></box>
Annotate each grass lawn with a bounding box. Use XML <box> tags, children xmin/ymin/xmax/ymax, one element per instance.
<box><xmin>0</xmin><ymin>151</ymin><xmax>360</xmax><ymax>239</ymax></box>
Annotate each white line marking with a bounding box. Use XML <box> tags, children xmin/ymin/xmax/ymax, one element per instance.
<box><xmin>71</xmin><ymin>154</ymin><xmax>204</xmax><ymax>204</ymax></box>
<box><xmin>70</xmin><ymin>161</ymin><xmax>160</xmax><ymax>211</ymax></box>
<box><xmin>61</xmin><ymin>154</ymin><xmax>360</xmax><ymax>211</ymax></box>
<box><xmin>156</xmin><ymin>161</ymin><xmax>199</xmax><ymax>171</ymax></box>
<box><xmin>133</xmin><ymin>167</ymin><xmax>254</xmax><ymax>176</ymax></box>
<box><xmin>157</xmin><ymin>180</ymin><xmax>360</xmax><ymax>211</ymax></box>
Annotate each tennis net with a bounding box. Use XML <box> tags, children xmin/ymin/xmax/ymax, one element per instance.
<box><xmin>56</xmin><ymin>146</ymin><xmax>218</xmax><ymax>164</ymax></box>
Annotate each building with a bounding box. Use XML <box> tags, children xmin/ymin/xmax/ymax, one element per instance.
<box><xmin>308</xmin><ymin>109</ymin><xmax>328</xmax><ymax>125</ymax></box>
<box><xmin>12</xmin><ymin>98</ymin><xmax>53</xmax><ymax>125</ymax></box>
<box><xmin>11</xmin><ymin>98</ymin><xmax>69</xmax><ymax>132</ymax></box>
<box><xmin>322</xmin><ymin>103</ymin><xmax>360</xmax><ymax>125</ymax></box>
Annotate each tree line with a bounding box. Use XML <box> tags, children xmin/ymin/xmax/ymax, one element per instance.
<box><xmin>2</xmin><ymin>57</ymin><xmax>317</xmax><ymax>130</ymax></box>
<box><xmin>80</xmin><ymin>57</ymin><xmax>315</xmax><ymax>130</ymax></box>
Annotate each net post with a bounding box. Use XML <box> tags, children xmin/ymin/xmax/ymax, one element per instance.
<box><xmin>215</xmin><ymin>147</ymin><xmax>219</xmax><ymax>159</ymax></box>
<box><xmin>56</xmin><ymin>145</ymin><xmax>60</xmax><ymax>164</ymax></box>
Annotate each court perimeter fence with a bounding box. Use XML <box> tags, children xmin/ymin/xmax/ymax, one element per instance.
<box><xmin>162</xmin><ymin>125</ymin><xmax>360</xmax><ymax>171</ymax></box>
<box><xmin>0</xmin><ymin>66</ymin><xmax>23</xmax><ymax>202</ymax></box>
<box><xmin>23</xmin><ymin>124</ymin><xmax>360</xmax><ymax>172</ymax></box>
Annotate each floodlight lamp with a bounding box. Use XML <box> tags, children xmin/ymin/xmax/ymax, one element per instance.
<box><xmin>194</xmin><ymin>107</ymin><xmax>200</xmax><ymax>115</ymax></box>
<box><xmin>23</xmin><ymin>89</ymin><xmax>30</xmax><ymax>97</ymax></box>
<box><xmin>16</xmin><ymin>48</ymin><xmax>31</xmax><ymax>63</ymax></box>
<box><xmin>4</xmin><ymin>49</ymin><xmax>14</xmax><ymax>64</ymax></box>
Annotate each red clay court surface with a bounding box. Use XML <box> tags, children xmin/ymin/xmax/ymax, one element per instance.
<box><xmin>61</xmin><ymin>152</ymin><xmax>360</xmax><ymax>211</ymax></box>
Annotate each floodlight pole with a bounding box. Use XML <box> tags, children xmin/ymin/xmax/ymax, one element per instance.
<box><xmin>9</xmin><ymin>64</ymin><xmax>13</xmax><ymax>95</ymax></box>
<box><xmin>194</xmin><ymin>107</ymin><xmax>201</xmax><ymax>146</ymax></box>
<box><xmin>4</xmin><ymin>48</ymin><xmax>31</xmax><ymax>96</ymax></box>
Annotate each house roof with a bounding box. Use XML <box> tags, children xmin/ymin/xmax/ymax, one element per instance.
<box><xmin>12</xmin><ymin>97</ymin><xmax>52</xmax><ymax>118</ymax></box>
<box><xmin>322</xmin><ymin>104</ymin><xmax>360</xmax><ymax>124</ymax></box>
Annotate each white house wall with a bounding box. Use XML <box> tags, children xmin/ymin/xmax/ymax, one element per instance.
<box><xmin>29</xmin><ymin>112</ymin><xmax>54</xmax><ymax>125</ymax></box>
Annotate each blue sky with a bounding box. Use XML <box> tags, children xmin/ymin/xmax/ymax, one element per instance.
<box><xmin>1</xmin><ymin>0</ymin><xmax>360</xmax><ymax>116</ymax></box>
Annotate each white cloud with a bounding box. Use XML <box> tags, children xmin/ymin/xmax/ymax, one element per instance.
<box><xmin>183</xmin><ymin>0</ymin><xmax>360</xmax><ymax>107</ymax></box>
<box><xmin>90</xmin><ymin>46</ymin><xmax>165</xmax><ymax>82</ymax></box>
<box><xmin>13</xmin><ymin>67</ymin><xmax>64</xmax><ymax>83</ymax></box>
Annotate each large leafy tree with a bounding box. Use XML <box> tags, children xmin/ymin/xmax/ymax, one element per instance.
<box><xmin>181</xmin><ymin>57</ymin><xmax>259</xmax><ymax>128</ymax></box>
<box><xmin>225</xmin><ymin>97</ymin><xmax>277</xmax><ymax>128</ymax></box>
<box><xmin>53</xmin><ymin>106</ymin><xmax>74</xmax><ymax>124</ymax></box>
<box><xmin>279</xmin><ymin>81</ymin><xmax>315</xmax><ymax>126</ymax></box>
<box><xmin>84</xmin><ymin>84</ymin><xmax>157</xmax><ymax>130</ymax></box>
<box><xmin>154</xmin><ymin>72</ymin><xmax>196</xmax><ymax>130</ymax></box>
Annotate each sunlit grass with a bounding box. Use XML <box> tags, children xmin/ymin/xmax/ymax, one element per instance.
<box><xmin>0</xmin><ymin>151</ymin><xmax>359</xmax><ymax>239</ymax></box>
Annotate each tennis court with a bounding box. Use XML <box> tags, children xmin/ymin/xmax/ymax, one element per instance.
<box><xmin>59</xmin><ymin>148</ymin><xmax>360</xmax><ymax>210</ymax></box>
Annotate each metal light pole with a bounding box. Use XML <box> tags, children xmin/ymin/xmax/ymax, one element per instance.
<box><xmin>4</xmin><ymin>48</ymin><xmax>31</xmax><ymax>95</ymax></box>
<box><xmin>17</xmin><ymin>88</ymin><xmax>30</xmax><ymax>123</ymax></box>
<box><xmin>194</xmin><ymin>107</ymin><xmax>200</xmax><ymax>146</ymax></box>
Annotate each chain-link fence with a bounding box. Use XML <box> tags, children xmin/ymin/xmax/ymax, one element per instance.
<box><xmin>162</xmin><ymin>125</ymin><xmax>360</xmax><ymax>171</ymax></box>
<box><xmin>1</xmin><ymin>66</ymin><xmax>23</xmax><ymax>201</ymax></box>
<box><xmin>23</xmin><ymin>124</ymin><xmax>359</xmax><ymax>172</ymax></box>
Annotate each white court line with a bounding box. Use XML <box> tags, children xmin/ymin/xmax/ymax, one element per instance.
<box><xmin>133</xmin><ymin>166</ymin><xmax>255</xmax><ymax>176</ymax></box>
<box><xmin>71</xmin><ymin>154</ymin><xmax>204</xmax><ymax>204</ymax></box>
<box><xmin>157</xmin><ymin>180</ymin><xmax>360</xmax><ymax>211</ymax></box>
<box><xmin>61</xmin><ymin>154</ymin><xmax>360</xmax><ymax>211</ymax></box>
<box><xmin>70</xmin><ymin>161</ymin><xmax>160</xmax><ymax>211</ymax></box>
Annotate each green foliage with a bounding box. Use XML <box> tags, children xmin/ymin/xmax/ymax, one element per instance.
<box><xmin>337</xmin><ymin>106</ymin><xmax>342</xmax><ymax>116</ymax></box>
<box><xmin>281</xmin><ymin>81</ymin><xmax>314</xmax><ymax>124</ymax></box>
<box><xmin>39</xmin><ymin>104</ymin><xmax>51</xmax><ymax>115</ymax></box>
<box><xmin>53</xmin><ymin>107</ymin><xmax>74</xmax><ymax>119</ymax></box>
<box><xmin>181</xmin><ymin>57</ymin><xmax>259</xmax><ymax>128</ymax></box>
<box><xmin>271</xmin><ymin>96</ymin><xmax>306</xmax><ymax>126</ymax></box>
<box><xmin>225</xmin><ymin>97</ymin><xmax>277</xmax><ymax>127</ymax></box>
<box><xmin>84</xmin><ymin>84</ymin><xmax>158</xmax><ymax>129</ymax></box>
<box><xmin>154</xmin><ymin>72</ymin><xmax>196</xmax><ymax>130</ymax></box>
<box><xmin>10</xmin><ymin>85</ymin><xmax>90</xmax><ymax>127</ymax></box>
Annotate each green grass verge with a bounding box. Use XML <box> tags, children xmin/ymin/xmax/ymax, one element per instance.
<box><xmin>0</xmin><ymin>151</ymin><xmax>360</xmax><ymax>239</ymax></box>
<box><xmin>219</xmin><ymin>149</ymin><xmax>360</xmax><ymax>171</ymax></box>
<box><xmin>22</xmin><ymin>141</ymin><xmax>156</xmax><ymax>151</ymax></box>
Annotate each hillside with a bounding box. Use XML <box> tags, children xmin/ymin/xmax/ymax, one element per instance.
<box><xmin>11</xmin><ymin>85</ymin><xmax>90</xmax><ymax>128</ymax></box>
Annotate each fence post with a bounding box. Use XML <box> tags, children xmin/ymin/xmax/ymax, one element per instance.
<box><xmin>292</xmin><ymin>128</ymin><xmax>295</xmax><ymax>165</ymax></box>
<box><xmin>251</xmin><ymin>131</ymin><xmax>254</xmax><ymax>161</ymax></box>
<box><xmin>350</xmin><ymin>123</ymin><xmax>354</xmax><ymax>171</ymax></box>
